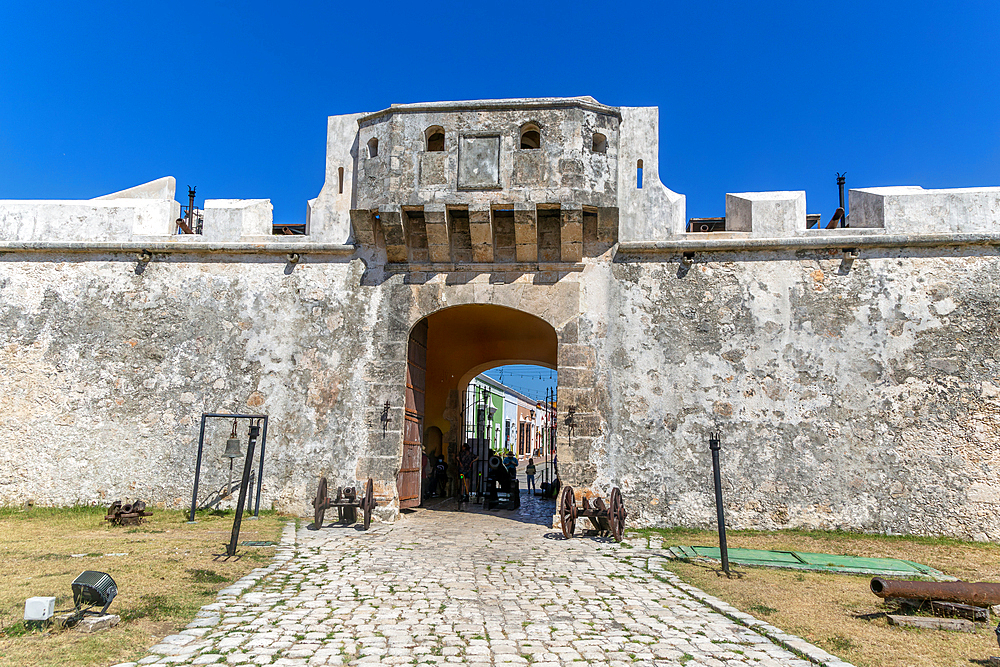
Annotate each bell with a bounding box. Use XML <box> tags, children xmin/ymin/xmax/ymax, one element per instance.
<box><xmin>223</xmin><ymin>437</ymin><xmax>243</xmax><ymax>460</ymax></box>
<box><xmin>223</xmin><ymin>419</ymin><xmax>243</xmax><ymax>460</ymax></box>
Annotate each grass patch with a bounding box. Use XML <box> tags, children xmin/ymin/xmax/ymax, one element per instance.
<box><xmin>635</xmin><ymin>526</ymin><xmax>1000</xmax><ymax>667</ymax></box>
<box><xmin>747</xmin><ymin>603</ymin><xmax>777</xmax><ymax>616</ymax></box>
<box><xmin>0</xmin><ymin>506</ymin><xmax>287</xmax><ymax>667</ymax></box>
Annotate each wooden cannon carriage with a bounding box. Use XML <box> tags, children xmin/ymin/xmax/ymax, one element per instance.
<box><xmin>312</xmin><ymin>477</ymin><xmax>376</xmax><ymax>530</ymax></box>
<box><xmin>558</xmin><ymin>486</ymin><xmax>627</xmax><ymax>542</ymax></box>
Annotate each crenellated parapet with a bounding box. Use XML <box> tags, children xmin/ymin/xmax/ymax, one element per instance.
<box><xmin>1</xmin><ymin>98</ymin><xmax>999</xmax><ymax>256</ymax></box>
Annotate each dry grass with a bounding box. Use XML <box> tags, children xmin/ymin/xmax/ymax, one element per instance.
<box><xmin>0</xmin><ymin>505</ymin><xmax>289</xmax><ymax>667</ymax></box>
<box><xmin>632</xmin><ymin>527</ymin><xmax>1000</xmax><ymax>667</ymax></box>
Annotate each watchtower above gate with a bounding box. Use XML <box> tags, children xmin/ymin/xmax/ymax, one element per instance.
<box><xmin>306</xmin><ymin>97</ymin><xmax>687</xmax><ymax>260</ymax></box>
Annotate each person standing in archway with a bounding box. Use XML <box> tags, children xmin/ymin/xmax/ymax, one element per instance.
<box><xmin>433</xmin><ymin>455</ymin><xmax>448</xmax><ymax>498</ymax></box>
<box><xmin>503</xmin><ymin>450</ymin><xmax>518</xmax><ymax>480</ymax></box>
<box><xmin>525</xmin><ymin>458</ymin><xmax>536</xmax><ymax>495</ymax></box>
<box><xmin>458</xmin><ymin>444</ymin><xmax>478</xmax><ymax>503</ymax></box>
<box><xmin>421</xmin><ymin>449</ymin><xmax>432</xmax><ymax>501</ymax></box>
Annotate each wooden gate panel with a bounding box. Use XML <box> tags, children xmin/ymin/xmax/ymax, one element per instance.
<box><xmin>398</xmin><ymin>320</ymin><xmax>427</xmax><ymax>509</ymax></box>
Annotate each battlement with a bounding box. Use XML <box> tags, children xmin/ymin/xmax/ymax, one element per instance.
<box><xmin>1</xmin><ymin>99</ymin><xmax>998</xmax><ymax>256</ymax></box>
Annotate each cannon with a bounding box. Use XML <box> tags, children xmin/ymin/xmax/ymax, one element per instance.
<box><xmin>871</xmin><ymin>577</ymin><xmax>1000</xmax><ymax>607</ymax></box>
<box><xmin>559</xmin><ymin>486</ymin><xmax>627</xmax><ymax>542</ymax></box>
<box><xmin>312</xmin><ymin>477</ymin><xmax>376</xmax><ymax>530</ymax></box>
<box><xmin>484</xmin><ymin>455</ymin><xmax>520</xmax><ymax>510</ymax></box>
<box><xmin>105</xmin><ymin>499</ymin><xmax>152</xmax><ymax>526</ymax></box>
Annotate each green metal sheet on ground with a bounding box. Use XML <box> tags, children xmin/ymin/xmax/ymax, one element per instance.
<box><xmin>669</xmin><ymin>546</ymin><xmax>952</xmax><ymax>580</ymax></box>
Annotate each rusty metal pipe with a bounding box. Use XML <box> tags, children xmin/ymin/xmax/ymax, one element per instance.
<box><xmin>871</xmin><ymin>577</ymin><xmax>1000</xmax><ymax>606</ymax></box>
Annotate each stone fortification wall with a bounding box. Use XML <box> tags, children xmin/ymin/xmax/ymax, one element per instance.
<box><xmin>0</xmin><ymin>255</ymin><xmax>384</xmax><ymax>515</ymax></box>
<box><xmin>1</xmin><ymin>244</ymin><xmax>999</xmax><ymax>541</ymax></box>
<box><xmin>596</xmin><ymin>247</ymin><xmax>1000</xmax><ymax>540</ymax></box>
<box><xmin>2</xmin><ymin>96</ymin><xmax>999</xmax><ymax>539</ymax></box>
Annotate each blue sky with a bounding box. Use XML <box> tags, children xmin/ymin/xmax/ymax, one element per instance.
<box><xmin>1</xmin><ymin>1</ymin><xmax>997</xmax><ymax>223</ymax></box>
<box><xmin>481</xmin><ymin>365</ymin><xmax>557</xmax><ymax>403</ymax></box>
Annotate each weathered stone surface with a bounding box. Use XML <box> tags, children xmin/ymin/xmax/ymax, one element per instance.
<box><xmin>76</xmin><ymin>613</ymin><xmax>120</xmax><ymax>633</ymax></box>
<box><xmin>887</xmin><ymin>614</ymin><xmax>975</xmax><ymax>632</ymax></box>
<box><xmin>2</xmin><ymin>97</ymin><xmax>1000</xmax><ymax>540</ymax></box>
<box><xmin>132</xmin><ymin>500</ymin><xmax>846</xmax><ymax>667</ymax></box>
<box><xmin>202</xmin><ymin>199</ymin><xmax>273</xmax><ymax>242</ymax></box>
<box><xmin>850</xmin><ymin>186</ymin><xmax>1000</xmax><ymax>233</ymax></box>
<box><xmin>726</xmin><ymin>191</ymin><xmax>806</xmax><ymax>237</ymax></box>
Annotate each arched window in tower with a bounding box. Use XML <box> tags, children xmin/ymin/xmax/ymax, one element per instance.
<box><xmin>425</xmin><ymin>126</ymin><xmax>445</xmax><ymax>152</ymax></box>
<box><xmin>592</xmin><ymin>133</ymin><xmax>607</xmax><ymax>153</ymax></box>
<box><xmin>367</xmin><ymin>137</ymin><xmax>379</xmax><ymax>158</ymax></box>
<box><xmin>338</xmin><ymin>167</ymin><xmax>344</xmax><ymax>194</ymax></box>
<box><xmin>637</xmin><ymin>159</ymin><xmax>643</xmax><ymax>189</ymax></box>
<box><xmin>520</xmin><ymin>123</ymin><xmax>541</xmax><ymax>150</ymax></box>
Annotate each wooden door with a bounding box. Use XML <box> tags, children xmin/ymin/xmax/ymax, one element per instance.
<box><xmin>398</xmin><ymin>320</ymin><xmax>426</xmax><ymax>508</ymax></box>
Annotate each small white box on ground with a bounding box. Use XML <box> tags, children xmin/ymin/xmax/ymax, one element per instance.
<box><xmin>24</xmin><ymin>596</ymin><xmax>55</xmax><ymax>620</ymax></box>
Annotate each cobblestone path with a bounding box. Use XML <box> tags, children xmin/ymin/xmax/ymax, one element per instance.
<box><xmin>120</xmin><ymin>494</ymin><xmax>853</xmax><ymax>667</ymax></box>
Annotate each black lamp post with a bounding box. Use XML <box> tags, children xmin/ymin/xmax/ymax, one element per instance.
<box><xmin>709</xmin><ymin>432</ymin><xmax>730</xmax><ymax>576</ymax></box>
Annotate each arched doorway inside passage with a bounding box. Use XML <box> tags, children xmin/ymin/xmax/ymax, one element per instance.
<box><xmin>397</xmin><ymin>304</ymin><xmax>557</xmax><ymax>510</ymax></box>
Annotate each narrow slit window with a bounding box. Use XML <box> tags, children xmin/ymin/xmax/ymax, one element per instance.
<box><xmin>367</xmin><ymin>137</ymin><xmax>379</xmax><ymax>158</ymax></box>
<box><xmin>426</xmin><ymin>126</ymin><xmax>445</xmax><ymax>152</ymax></box>
<box><xmin>338</xmin><ymin>167</ymin><xmax>344</xmax><ymax>194</ymax></box>
<box><xmin>520</xmin><ymin>123</ymin><xmax>541</xmax><ymax>149</ymax></box>
<box><xmin>592</xmin><ymin>133</ymin><xmax>607</xmax><ymax>153</ymax></box>
<box><xmin>637</xmin><ymin>159</ymin><xmax>643</xmax><ymax>189</ymax></box>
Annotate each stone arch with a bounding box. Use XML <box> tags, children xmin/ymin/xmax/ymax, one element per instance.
<box><xmin>398</xmin><ymin>303</ymin><xmax>559</xmax><ymax>502</ymax></box>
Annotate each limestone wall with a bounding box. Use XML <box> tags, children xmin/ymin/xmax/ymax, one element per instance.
<box><xmin>2</xmin><ymin>245</ymin><xmax>999</xmax><ymax>541</ymax></box>
<box><xmin>598</xmin><ymin>247</ymin><xmax>1000</xmax><ymax>539</ymax></box>
<box><xmin>0</xmin><ymin>255</ymin><xmax>381</xmax><ymax>514</ymax></box>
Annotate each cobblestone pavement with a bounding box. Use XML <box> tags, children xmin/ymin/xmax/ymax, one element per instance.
<box><xmin>117</xmin><ymin>493</ymin><xmax>854</xmax><ymax>667</ymax></box>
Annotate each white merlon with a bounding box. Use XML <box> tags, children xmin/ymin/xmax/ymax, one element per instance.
<box><xmin>617</xmin><ymin>106</ymin><xmax>686</xmax><ymax>241</ymax></box>
<box><xmin>849</xmin><ymin>186</ymin><xmax>1000</xmax><ymax>234</ymax></box>
<box><xmin>725</xmin><ymin>191</ymin><xmax>806</xmax><ymax>237</ymax></box>
<box><xmin>0</xmin><ymin>177</ymin><xmax>180</xmax><ymax>242</ymax></box>
<box><xmin>202</xmin><ymin>199</ymin><xmax>273</xmax><ymax>242</ymax></box>
<box><xmin>93</xmin><ymin>176</ymin><xmax>177</xmax><ymax>201</ymax></box>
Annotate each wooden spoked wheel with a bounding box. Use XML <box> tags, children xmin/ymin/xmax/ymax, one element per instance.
<box><xmin>609</xmin><ymin>487</ymin><xmax>626</xmax><ymax>542</ymax></box>
<box><xmin>363</xmin><ymin>477</ymin><xmax>375</xmax><ymax>530</ymax></box>
<box><xmin>313</xmin><ymin>476</ymin><xmax>328</xmax><ymax>529</ymax></box>
<box><xmin>559</xmin><ymin>485</ymin><xmax>577</xmax><ymax>539</ymax></box>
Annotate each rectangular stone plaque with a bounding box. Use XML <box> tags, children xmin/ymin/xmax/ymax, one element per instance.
<box><xmin>458</xmin><ymin>134</ymin><xmax>501</xmax><ymax>189</ymax></box>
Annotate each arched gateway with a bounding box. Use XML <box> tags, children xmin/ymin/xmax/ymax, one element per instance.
<box><xmin>2</xmin><ymin>96</ymin><xmax>1000</xmax><ymax>539</ymax></box>
<box><xmin>396</xmin><ymin>304</ymin><xmax>558</xmax><ymax>508</ymax></box>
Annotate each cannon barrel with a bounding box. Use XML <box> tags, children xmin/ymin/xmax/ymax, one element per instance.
<box><xmin>870</xmin><ymin>578</ymin><xmax>1000</xmax><ymax>606</ymax></box>
<box><xmin>488</xmin><ymin>455</ymin><xmax>512</xmax><ymax>485</ymax></box>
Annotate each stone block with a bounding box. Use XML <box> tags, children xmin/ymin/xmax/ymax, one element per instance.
<box><xmin>94</xmin><ymin>176</ymin><xmax>176</xmax><ymax>201</ymax></box>
<box><xmin>849</xmin><ymin>186</ymin><xmax>1000</xmax><ymax>234</ymax></box>
<box><xmin>379</xmin><ymin>205</ymin><xmax>407</xmax><ymax>263</ymax></box>
<box><xmin>458</xmin><ymin>135</ymin><xmax>501</xmax><ymax>190</ymax></box>
<box><xmin>886</xmin><ymin>614</ymin><xmax>974</xmax><ymax>632</ymax></box>
<box><xmin>597</xmin><ymin>207</ymin><xmax>618</xmax><ymax>243</ymax></box>
<box><xmin>202</xmin><ymin>199</ymin><xmax>273</xmax><ymax>241</ymax></box>
<box><xmin>0</xmin><ymin>198</ymin><xmax>179</xmax><ymax>242</ymax></box>
<box><xmin>725</xmin><ymin>191</ymin><xmax>805</xmax><ymax>237</ymax></box>
<box><xmin>567</xmin><ymin>412</ymin><xmax>602</xmax><ymax>436</ymax></box>
<box><xmin>419</xmin><ymin>152</ymin><xmax>448</xmax><ymax>187</ymax></box>
<box><xmin>350</xmin><ymin>209</ymin><xmax>377</xmax><ymax>246</ymax></box>
<box><xmin>558</xmin><ymin>344</ymin><xmax>595</xmax><ymax>369</ymax></box>
<box><xmin>424</xmin><ymin>204</ymin><xmax>450</xmax><ymax>263</ymax></box>
<box><xmin>513</xmin><ymin>151</ymin><xmax>546</xmax><ymax>184</ymax></box>
<box><xmin>76</xmin><ymin>613</ymin><xmax>121</xmax><ymax>633</ymax></box>
<box><xmin>514</xmin><ymin>203</ymin><xmax>537</xmax><ymax>262</ymax></box>
<box><xmin>560</xmin><ymin>205</ymin><xmax>583</xmax><ymax>262</ymax></box>
<box><xmin>469</xmin><ymin>206</ymin><xmax>493</xmax><ymax>263</ymax></box>
<box><xmin>556</xmin><ymin>387</ymin><xmax>597</xmax><ymax>411</ymax></box>
<box><xmin>558</xmin><ymin>367</ymin><xmax>594</xmax><ymax>388</ymax></box>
